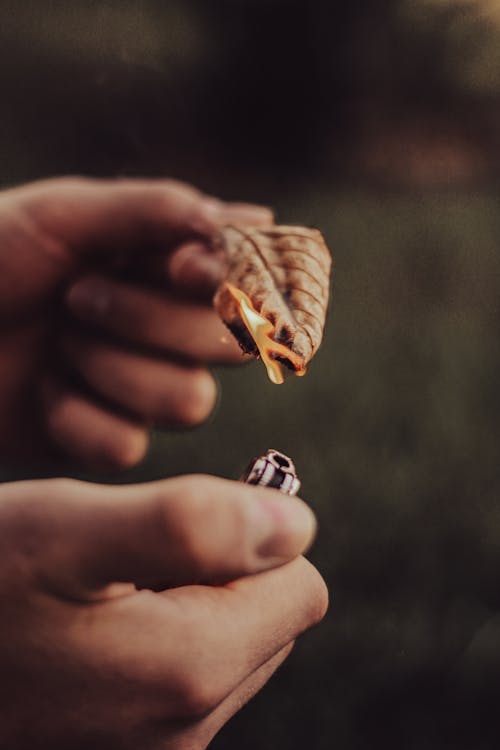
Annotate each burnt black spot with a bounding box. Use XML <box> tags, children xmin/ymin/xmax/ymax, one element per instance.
<box><xmin>226</xmin><ymin>321</ymin><xmax>258</xmax><ymax>356</ymax></box>
<box><xmin>276</xmin><ymin>355</ymin><xmax>297</xmax><ymax>373</ymax></box>
<box><xmin>276</xmin><ymin>325</ymin><xmax>293</xmax><ymax>346</ymax></box>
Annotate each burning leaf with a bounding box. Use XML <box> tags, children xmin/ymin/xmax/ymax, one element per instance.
<box><xmin>213</xmin><ymin>225</ymin><xmax>332</xmax><ymax>382</ymax></box>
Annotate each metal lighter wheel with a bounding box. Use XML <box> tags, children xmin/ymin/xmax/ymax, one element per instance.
<box><xmin>240</xmin><ymin>449</ymin><xmax>301</xmax><ymax>496</ymax></box>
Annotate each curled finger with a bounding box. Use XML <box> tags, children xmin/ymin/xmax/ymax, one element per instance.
<box><xmin>41</xmin><ymin>379</ymin><xmax>149</xmax><ymax>472</ymax></box>
<box><xmin>61</xmin><ymin>334</ymin><xmax>218</xmax><ymax>427</ymax></box>
<box><xmin>164</xmin><ymin>642</ymin><xmax>294</xmax><ymax>747</ymax></box>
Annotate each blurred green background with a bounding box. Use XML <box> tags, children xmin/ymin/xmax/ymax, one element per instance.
<box><xmin>2</xmin><ymin>0</ymin><xmax>500</xmax><ymax>747</ymax></box>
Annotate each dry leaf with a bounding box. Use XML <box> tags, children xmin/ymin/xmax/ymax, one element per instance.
<box><xmin>213</xmin><ymin>225</ymin><xmax>332</xmax><ymax>373</ymax></box>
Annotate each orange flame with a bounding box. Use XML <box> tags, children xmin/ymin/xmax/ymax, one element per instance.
<box><xmin>226</xmin><ymin>283</ymin><xmax>306</xmax><ymax>384</ymax></box>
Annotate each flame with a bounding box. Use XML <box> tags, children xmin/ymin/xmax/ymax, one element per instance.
<box><xmin>226</xmin><ymin>283</ymin><xmax>306</xmax><ymax>384</ymax></box>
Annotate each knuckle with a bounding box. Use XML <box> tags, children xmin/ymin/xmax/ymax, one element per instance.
<box><xmin>177</xmin><ymin>682</ymin><xmax>216</xmax><ymax>719</ymax></box>
<box><xmin>156</xmin><ymin>476</ymin><xmax>227</xmax><ymax>575</ymax></box>
<box><xmin>155</xmin><ymin>474</ymin><xmax>261</xmax><ymax>578</ymax></box>
<box><xmin>161</xmin><ymin>491</ymin><xmax>211</xmax><ymax>573</ymax></box>
<box><xmin>170</xmin><ymin>665</ymin><xmax>220</xmax><ymax>719</ymax></box>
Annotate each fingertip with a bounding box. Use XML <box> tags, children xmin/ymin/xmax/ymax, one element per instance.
<box><xmin>175</xmin><ymin>370</ymin><xmax>218</xmax><ymax>426</ymax></box>
<box><xmin>42</xmin><ymin>383</ymin><xmax>149</xmax><ymax>472</ymax></box>
<box><xmin>102</xmin><ymin>425</ymin><xmax>149</xmax><ymax>472</ymax></box>
<box><xmin>252</xmin><ymin>491</ymin><xmax>318</xmax><ymax>562</ymax></box>
<box><xmin>167</xmin><ymin>241</ymin><xmax>227</xmax><ymax>295</ymax></box>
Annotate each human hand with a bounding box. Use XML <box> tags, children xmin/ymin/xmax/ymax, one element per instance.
<box><xmin>0</xmin><ymin>177</ymin><xmax>272</xmax><ymax>470</ymax></box>
<box><xmin>0</xmin><ymin>474</ymin><xmax>327</xmax><ymax>749</ymax></box>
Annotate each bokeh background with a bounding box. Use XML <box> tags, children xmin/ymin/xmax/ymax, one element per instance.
<box><xmin>2</xmin><ymin>0</ymin><xmax>500</xmax><ymax>747</ymax></box>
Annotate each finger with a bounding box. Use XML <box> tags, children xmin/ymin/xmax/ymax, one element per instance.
<box><xmin>211</xmin><ymin>202</ymin><xmax>274</xmax><ymax>228</ymax></box>
<box><xmin>61</xmin><ymin>335</ymin><xmax>218</xmax><ymax>426</ymax></box>
<box><xmin>166</xmin><ymin>201</ymin><xmax>275</xmax><ymax>296</ymax></box>
<box><xmin>24</xmin><ymin>474</ymin><xmax>317</xmax><ymax>595</ymax></box>
<box><xmin>41</xmin><ymin>380</ymin><xmax>149</xmax><ymax>472</ymax></box>
<box><xmin>165</xmin><ymin>643</ymin><xmax>294</xmax><ymax>749</ymax></box>
<box><xmin>131</xmin><ymin>558</ymin><xmax>327</xmax><ymax>718</ymax></box>
<box><xmin>13</xmin><ymin>177</ymin><xmax>273</xmax><ymax>254</ymax></box>
<box><xmin>67</xmin><ymin>558</ymin><xmax>326</xmax><ymax>727</ymax></box>
<box><xmin>65</xmin><ymin>275</ymin><xmax>244</xmax><ymax>363</ymax></box>
<box><xmin>166</xmin><ymin>241</ymin><xmax>227</xmax><ymax>300</ymax></box>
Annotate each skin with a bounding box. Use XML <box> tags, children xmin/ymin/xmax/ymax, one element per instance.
<box><xmin>0</xmin><ymin>475</ymin><xmax>327</xmax><ymax>750</ymax></box>
<box><xmin>0</xmin><ymin>176</ymin><xmax>271</xmax><ymax>470</ymax></box>
<box><xmin>0</xmin><ymin>178</ymin><xmax>329</xmax><ymax>749</ymax></box>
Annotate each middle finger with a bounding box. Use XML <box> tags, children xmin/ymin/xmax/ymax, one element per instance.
<box><xmin>65</xmin><ymin>275</ymin><xmax>244</xmax><ymax>364</ymax></box>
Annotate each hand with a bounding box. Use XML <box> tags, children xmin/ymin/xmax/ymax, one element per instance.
<box><xmin>0</xmin><ymin>177</ymin><xmax>272</xmax><ymax>470</ymax></box>
<box><xmin>0</xmin><ymin>474</ymin><xmax>327</xmax><ymax>749</ymax></box>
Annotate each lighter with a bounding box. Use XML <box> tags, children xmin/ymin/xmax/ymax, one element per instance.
<box><xmin>240</xmin><ymin>449</ymin><xmax>301</xmax><ymax>496</ymax></box>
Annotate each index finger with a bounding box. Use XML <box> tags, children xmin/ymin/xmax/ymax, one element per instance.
<box><xmin>11</xmin><ymin>177</ymin><xmax>273</xmax><ymax>255</ymax></box>
<box><xmin>117</xmin><ymin>557</ymin><xmax>328</xmax><ymax>719</ymax></box>
<box><xmin>9</xmin><ymin>475</ymin><xmax>316</xmax><ymax>595</ymax></box>
<box><xmin>163</xmin><ymin>556</ymin><xmax>328</xmax><ymax>679</ymax></box>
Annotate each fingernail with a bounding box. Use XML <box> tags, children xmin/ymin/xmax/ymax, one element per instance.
<box><xmin>168</xmin><ymin>242</ymin><xmax>226</xmax><ymax>291</ymax></box>
<box><xmin>223</xmin><ymin>203</ymin><xmax>275</xmax><ymax>226</ymax></box>
<box><xmin>66</xmin><ymin>279</ymin><xmax>110</xmax><ymax>317</ymax></box>
<box><xmin>201</xmin><ymin>198</ymin><xmax>274</xmax><ymax>228</ymax></box>
<box><xmin>252</xmin><ymin>493</ymin><xmax>317</xmax><ymax>560</ymax></box>
<box><xmin>200</xmin><ymin>197</ymin><xmax>225</xmax><ymax>221</ymax></box>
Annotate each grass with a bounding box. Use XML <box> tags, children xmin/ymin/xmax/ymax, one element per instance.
<box><xmin>4</xmin><ymin>185</ymin><xmax>500</xmax><ymax>748</ymax></box>
<box><xmin>125</xmin><ymin>186</ymin><xmax>500</xmax><ymax>749</ymax></box>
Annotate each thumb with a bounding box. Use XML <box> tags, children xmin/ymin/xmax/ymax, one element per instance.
<box><xmin>0</xmin><ymin>177</ymin><xmax>273</xmax><ymax>317</ymax></box>
<box><xmin>14</xmin><ymin>177</ymin><xmax>272</xmax><ymax>254</ymax></box>
<box><xmin>5</xmin><ymin>476</ymin><xmax>317</xmax><ymax>596</ymax></box>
